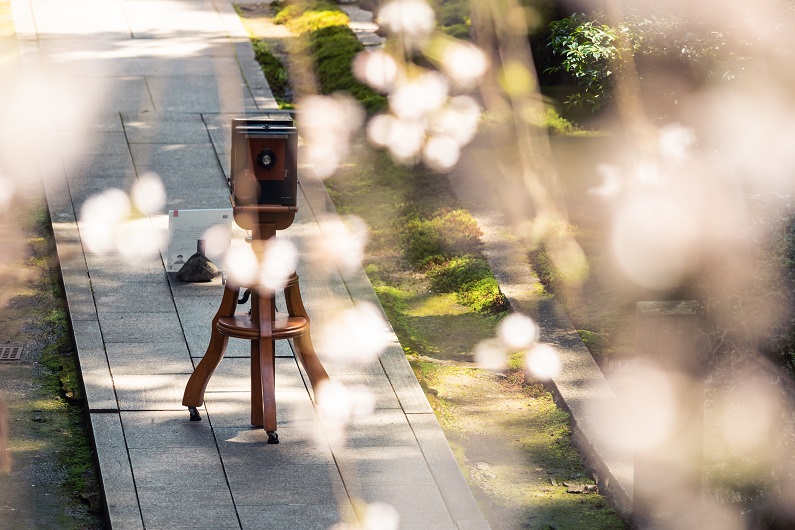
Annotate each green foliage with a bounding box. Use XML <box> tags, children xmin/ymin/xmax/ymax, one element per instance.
<box><xmin>273</xmin><ymin>0</ymin><xmax>349</xmax><ymax>33</ymax></box>
<box><xmin>433</xmin><ymin>0</ymin><xmax>471</xmax><ymax>38</ymax></box>
<box><xmin>404</xmin><ymin>209</ymin><xmax>483</xmax><ymax>268</ymax></box>
<box><xmin>546</xmin><ymin>13</ymin><xmax>620</xmax><ymax>112</ymax></box>
<box><xmin>546</xmin><ymin>12</ymin><xmax>750</xmax><ymax>113</ymax></box>
<box><xmin>628</xmin><ymin>16</ymin><xmax>740</xmax><ymax>83</ymax></box>
<box><xmin>274</xmin><ymin>1</ymin><xmax>387</xmax><ymax>113</ymax></box>
<box><xmin>529</xmin><ymin>248</ymin><xmax>561</xmax><ymax>294</ymax></box>
<box><xmin>251</xmin><ymin>40</ymin><xmax>293</xmax><ymax>108</ymax></box>
<box><xmin>428</xmin><ymin>255</ymin><xmax>490</xmax><ymax>292</ymax></box>
<box><xmin>456</xmin><ymin>276</ymin><xmax>507</xmax><ymax>313</ymax></box>
<box><xmin>308</xmin><ymin>25</ymin><xmax>386</xmax><ymax>112</ymax></box>
<box><xmin>428</xmin><ymin>256</ymin><xmax>507</xmax><ymax>314</ymax></box>
<box><xmin>577</xmin><ymin>329</ymin><xmax>609</xmax><ymax>361</ymax></box>
<box><xmin>544</xmin><ymin>106</ymin><xmax>579</xmax><ymax>134</ymax></box>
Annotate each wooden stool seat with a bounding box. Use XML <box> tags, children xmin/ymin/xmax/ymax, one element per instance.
<box><xmin>216</xmin><ymin>313</ymin><xmax>308</xmax><ymax>340</ymax></box>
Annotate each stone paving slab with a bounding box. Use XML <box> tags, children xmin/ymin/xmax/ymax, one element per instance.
<box><xmin>203</xmin><ymin>390</ymin><xmax>319</xmax><ymax>429</ymax></box>
<box><xmin>105</xmin><ymin>342</ymin><xmax>195</xmax><ymax>375</ymax></box>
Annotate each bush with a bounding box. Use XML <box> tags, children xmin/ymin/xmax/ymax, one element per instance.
<box><xmin>252</xmin><ymin>40</ymin><xmax>293</xmax><ymax>107</ymax></box>
<box><xmin>529</xmin><ymin>248</ymin><xmax>561</xmax><ymax>294</ymax></box>
<box><xmin>428</xmin><ymin>256</ymin><xmax>491</xmax><ymax>292</ymax></box>
<box><xmin>546</xmin><ymin>13</ymin><xmax>620</xmax><ymax>112</ymax></box>
<box><xmin>457</xmin><ymin>276</ymin><xmax>507</xmax><ymax>313</ymax></box>
<box><xmin>429</xmin><ymin>256</ymin><xmax>507</xmax><ymax>313</ymax></box>
<box><xmin>404</xmin><ymin>209</ymin><xmax>483</xmax><ymax>268</ymax></box>
<box><xmin>278</xmin><ymin>4</ymin><xmax>388</xmax><ymax>113</ymax></box>
<box><xmin>273</xmin><ymin>0</ymin><xmax>349</xmax><ymax>33</ymax></box>
<box><xmin>544</xmin><ymin>106</ymin><xmax>579</xmax><ymax>134</ymax></box>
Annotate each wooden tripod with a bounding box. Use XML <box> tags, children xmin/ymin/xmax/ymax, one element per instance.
<box><xmin>182</xmin><ymin>206</ymin><xmax>329</xmax><ymax>444</ymax></box>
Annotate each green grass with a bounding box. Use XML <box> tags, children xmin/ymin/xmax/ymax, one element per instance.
<box><xmin>252</xmin><ymin>39</ymin><xmax>293</xmax><ymax>108</ymax></box>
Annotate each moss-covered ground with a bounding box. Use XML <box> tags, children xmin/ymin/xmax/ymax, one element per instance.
<box><xmin>0</xmin><ymin>196</ymin><xmax>104</xmax><ymax>528</ymax></box>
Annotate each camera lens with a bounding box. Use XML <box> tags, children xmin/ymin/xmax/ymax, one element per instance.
<box><xmin>256</xmin><ymin>148</ymin><xmax>276</xmax><ymax>169</ymax></box>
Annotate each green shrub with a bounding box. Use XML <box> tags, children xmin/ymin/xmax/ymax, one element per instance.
<box><xmin>428</xmin><ymin>256</ymin><xmax>507</xmax><ymax>313</ymax></box>
<box><xmin>428</xmin><ymin>255</ymin><xmax>491</xmax><ymax>292</ymax></box>
<box><xmin>404</xmin><ymin>209</ymin><xmax>483</xmax><ymax>268</ymax></box>
<box><xmin>546</xmin><ymin>13</ymin><xmax>620</xmax><ymax>112</ymax></box>
<box><xmin>252</xmin><ymin>40</ymin><xmax>293</xmax><ymax>107</ymax></box>
<box><xmin>441</xmin><ymin>23</ymin><xmax>470</xmax><ymax>39</ymax></box>
<box><xmin>530</xmin><ymin>248</ymin><xmax>560</xmax><ymax>294</ymax></box>
<box><xmin>307</xmin><ymin>22</ymin><xmax>388</xmax><ymax>112</ymax></box>
<box><xmin>457</xmin><ymin>276</ymin><xmax>507</xmax><ymax>313</ymax></box>
<box><xmin>273</xmin><ymin>0</ymin><xmax>349</xmax><ymax>33</ymax></box>
<box><xmin>404</xmin><ymin>217</ymin><xmax>446</xmax><ymax>267</ymax></box>
<box><xmin>577</xmin><ymin>329</ymin><xmax>609</xmax><ymax>360</ymax></box>
<box><xmin>544</xmin><ymin>106</ymin><xmax>579</xmax><ymax>135</ymax></box>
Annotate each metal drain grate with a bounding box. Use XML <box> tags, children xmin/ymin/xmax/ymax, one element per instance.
<box><xmin>607</xmin><ymin>358</ymin><xmax>635</xmax><ymax>371</ymax></box>
<box><xmin>0</xmin><ymin>346</ymin><xmax>23</xmax><ymax>361</ymax></box>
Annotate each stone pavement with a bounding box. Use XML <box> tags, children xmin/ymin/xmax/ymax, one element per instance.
<box><xmin>9</xmin><ymin>0</ymin><xmax>489</xmax><ymax>528</ymax></box>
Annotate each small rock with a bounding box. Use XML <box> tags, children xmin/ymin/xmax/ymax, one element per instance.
<box><xmin>176</xmin><ymin>253</ymin><xmax>218</xmax><ymax>282</ymax></box>
<box><xmin>32</xmin><ymin>416</ymin><xmax>45</xmax><ymax>423</ymax></box>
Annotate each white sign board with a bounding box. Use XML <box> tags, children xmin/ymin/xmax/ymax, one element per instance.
<box><xmin>167</xmin><ymin>208</ymin><xmax>233</xmax><ymax>272</ymax></box>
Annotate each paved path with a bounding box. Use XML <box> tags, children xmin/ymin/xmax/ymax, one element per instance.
<box><xmin>9</xmin><ymin>0</ymin><xmax>488</xmax><ymax>528</ymax></box>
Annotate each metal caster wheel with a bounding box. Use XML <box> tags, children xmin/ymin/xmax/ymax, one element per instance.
<box><xmin>188</xmin><ymin>406</ymin><xmax>201</xmax><ymax>421</ymax></box>
<box><xmin>266</xmin><ymin>431</ymin><xmax>279</xmax><ymax>444</ymax></box>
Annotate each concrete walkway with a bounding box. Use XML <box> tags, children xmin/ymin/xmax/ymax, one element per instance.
<box><xmin>10</xmin><ymin>0</ymin><xmax>488</xmax><ymax>528</ymax></box>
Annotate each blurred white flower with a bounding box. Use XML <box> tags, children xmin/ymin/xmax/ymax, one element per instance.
<box><xmin>0</xmin><ymin>174</ymin><xmax>15</xmax><ymax>210</ymax></box>
<box><xmin>316</xmin><ymin>302</ymin><xmax>393</xmax><ymax>363</ymax></box>
<box><xmin>658</xmin><ymin>123</ymin><xmax>696</xmax><ymax>164</ymax></box>
<box><xmin>440</xmin><ymin>41</ymin><xmax>489</xmax><ymax>90</ymax></box>
<box><xmin>310</xmin><ymin>215</ymin><xmax>369</xmax><ymax>277</ymax></box>
<box><xmin>381</xmin><ymin>118</ymin><xmax>426</xmax><ymax>164</ymax></box>
<box><xmin>497</xmin><ymin>313</ymin><xmax>538</xmax><ymax>350</ymax></box>
<box><xmin>131</xmin><ymin>172</ymin><xmax>166</xmax><ymax>214</ymax></box>
<box><xmin>360</xmin><ymin>501</ymin><xmax>400</xmax><ymax>530</ymax></box>
<box><xmin>315</xmin><ymin>380</ymin><xmax>376</xmax><ymax>448</ymax></box>
<box><xmin>611</xmin><ymin>193</ymin><xmax>700</xmax><ymax>290</ymax></box>
<box><xmin>353</xmin><ymin>50</ymin><xmax>399</xmax><ymax>93</ymax></box>
<box><xmin>525</xmin><ymin>343</ymin><xmax>561</xmax><ymax>380</ymax></box>
<box><xmin>298</xmin><ymin>94</ymin><xmax>365</xmax><ymax>180</ymax></box>
<box><xmin>589</xmin><ymin>164</ymin><xmax>623</xmax><ymax>198</ymax></box>
<box><xmin>389</xmin><ymin>71</ymin><xmax>448</xmax><ymax>120</ymax></box>
<box><xmin>258</xmin><ymin>238</ymin><xmax>298</xmax><ymax>291</ymax></box>
<box><xmin>115</xmin><ymin>217</ymin><xmax>165</xmax><ymax>258</ymax></box>
<box><xmin>201</xmin><ymin>223</ymin><xmax>233</xmax><ymax>262</ymax></box>
<box><xmin>367</xmin><ymin>113</ymin><xmax>396</xmax><ymax>148</ymax></box>
<box><xmin>423</xmin><ymin>135</ymin><xmax>459</xmax><ymax>171</ymax></box>
<box><xmin>378</xmin><ymin>0</ymin><xmax>436</xmax><ymax>48</ymax></box>
<box><xmin>330</xmin><ymin>500</ymin><xmax>400</xmax><ymax>530</ymax></box>
<box><xmin>474</xmin><ymin>338</ymin><xmax>509</xmax><ymax>370</ymax></box>
<box><xmin>224</xmin><ymin>243</ymin><xmax>259</xmax><ymax>286</ymax></box>
<box><xmin>79</xmin><ymin>188</ymin><xmax>133</xmax><ymax>255</ymax></box>
<box><xmin>428</xmin><ymin>95</ymin><xmax>480</xmax><ymax>146</ymax></box>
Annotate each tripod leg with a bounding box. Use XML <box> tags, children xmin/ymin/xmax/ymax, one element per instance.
<box><xmin>182</xmin><ymin>284</ymin><xmax>240</xmax><ymax>418</ymax></box>
<box><xmin>251</xmin><ymin>289</ymin><xmax>278</xmax><ymax>441</ymax></box>
<box><xmin>257</xmin><ymin>338</ymin><xmax>278</xmax><ymax>441</ymax></box>
<box><xmin>293</xmin><ymin>328</ymin><xmax>329</xmax><ymax>394</ymax></box>
<box><xmin>284</xmin><ymin>273</ymin><xmax>329</xmax><ymax>394</ymax></box>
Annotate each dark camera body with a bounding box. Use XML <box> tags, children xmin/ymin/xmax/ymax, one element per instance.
<box><xmin>230</xmin><ymin>116</ymin><xmax>298</xmax><ymax>208</ymax></box>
